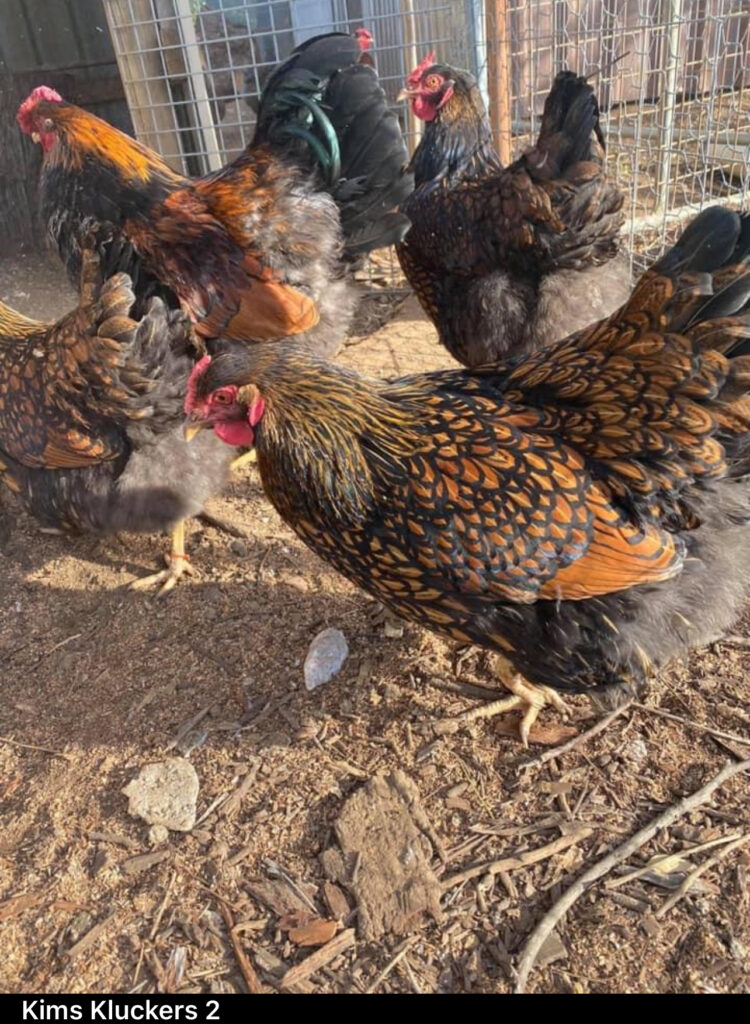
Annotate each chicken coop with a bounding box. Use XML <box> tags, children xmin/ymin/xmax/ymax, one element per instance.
<box><xmin>97</xmin><ymin>0</ymin><xmax>750</xmax><ymax>281</ymax></box>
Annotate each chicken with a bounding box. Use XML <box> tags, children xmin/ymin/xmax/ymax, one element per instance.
<box><xmin>0</xmin><ymin>249</ymin><xmax>232</xmax><ymax>593</ymax></box>
<box><xmin>396</xmin><ymin>57</ymin><xmax>629</xmax><ymax>366</ymax></box>
<box><xmin>185</xmin><ymin>207</ymin><xmax>750</xmax><ymax>743</ymax></box>
<box><xmin>16</xmin><ymin>30</ymin><xmax>412</xmax><ymax>356</ymax></box>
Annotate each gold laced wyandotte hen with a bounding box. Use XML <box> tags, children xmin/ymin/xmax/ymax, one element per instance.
<box><xmin>396</xmin><ymin>55</ymin><xmax>630</xmax><ymax>366</ymax></box>
<box><xmin>0</xmin><ymin>249</ymin><xmax>232</xmax><ymax>592</ymax></box>
<box><xmin>185</xmin><ymin>207</ymin><xmax>750</xmax><ymax>743</ymax></box>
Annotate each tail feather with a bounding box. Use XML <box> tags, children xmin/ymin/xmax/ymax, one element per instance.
<box><xmin>527</xmin><ymin>70</ymin><xmax>605</xmax><ymax>179</ymax></box>
<box><xmin>254</xmin><ymin>31</ymin><xmax>412</xmax><ymax>258</ymax></box>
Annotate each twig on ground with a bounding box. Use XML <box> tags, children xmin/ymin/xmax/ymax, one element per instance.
<box><xmin>519</xmin><ymin>704</ymin><xmax>632</xmax><ymax>770</ymax></box>
<box><xmin>197</xmin><ymin>511</ymin><xmax>250</xmax><ymax>539</ymax></box>
<box><xmin>64</xmin><ymin>911</ymin><xmax>117</xmax><ymax>962</ymax></box>
<box><xmin>633</xmin><ymin>703</ymin><xmax>750</xmax><ymax>747</ymax></box>
<box><xmin>514</xmin><ymin>757</ymin><xmax>750</xmax><ymax>993</ymax></box>
<box><xmin>655</xmin><ymin>833</ymin><xmax>750</xmax><ymax>919</ymax></box>
<box><xmin>280</xmin><ymin>929</ymin><xmax>356</xmax><ymax>991</ymax></box>
<box><xmin>218</xmin><ymin>900</ymin><xmax>263</xmax><ymax>994</ymax></box>
<box><xmin>605</xmin><ymin>832</ymin><xmax>743</xmax><ymax>889</ymax></box>
<box><xmin>366</xmin><ymin>936</ymin><xmax>418</xmax><ymax>994</ymax></box>
<box><xmin>165</xmin><ymin>701</ymin><xmax>220</xmax><ymax>752</ymax></box>
<box><xmin>192</xmin><ymin>792</ymin><xmax>229</xmax><ymax>829</ymax></box>
<box><xmin>441</xmin><ymin>827</ymin><xmax>592</xmax><ymax>892</ymax></box>
<box><xmin>149</xmin><ymin>870</ymin><xmax>177</xmax><ymax>942</ymax></box>
<box><xmin>0</xmin><ymin>735</ymin><xmax>72</xmax><ymax>760</ymax></box>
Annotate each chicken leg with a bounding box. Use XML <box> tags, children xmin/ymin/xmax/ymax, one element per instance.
<box><xmin>130</xmin><ymin>519</ymin><xmax>196</xmax><ymax>596</ymax></box>
<box><xmin>231</xmin><ymin>449</ymin><xmax>257</xmax><ymax>472</ymax></box>
<box><xmin>432</xmin><ymin>673</ymin><xmax>569</xmax><ymax>746</ymax></box>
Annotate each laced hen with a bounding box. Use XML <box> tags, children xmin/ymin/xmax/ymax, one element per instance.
<box><xmin>0</xmin><ymin>250</ymin><xmax>232</xmax><ymax>592</ymax></box>
<box><xmin>185</xmin><ymin>207</ymin><xmax>750</xmax><ymax>742</ymax></box>
<box><xmin>17</xmin><ymin>29</ymin><xmax>412</xmax><ymax>356</ymax></box>
<box><xmin>397</xmin><ymin>56</ymin><xmax>629</xmax><ymax>366</ymax></box>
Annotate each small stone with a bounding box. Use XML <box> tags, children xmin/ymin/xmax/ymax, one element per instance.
<box><xmin>286</xmin><ymin>575</ymin><xmax>310</xmax><ymax>594</ymax></box>
<box><xmin>148</xmin><ymin>824</ymin><xmax>169</xmax><ymax>846</ymax></box>
<box><xmin>123</xmin><ymin>757</ymin><xmax>199</xmax><ymax>832</ymax></box>
<box><xmin>623</xmin><ymin>738</ymin><xmax>649</xmax><ymax>764</ymax></box>
<box><xmin>383</xmin><ymin>617</ymin><xmax>404</xmax><ymax>639</ymax></box>
<box><xmin>303</xmin><ymin>628</ymin><xmax>349</xmax><ymax>691</ymax></box>
<box><xmin>229</xmin><ymin>538</ymin><xmax>248</xmax><ymax>557</ymax></box>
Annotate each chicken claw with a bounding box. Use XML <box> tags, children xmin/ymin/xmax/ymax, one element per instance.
<box><xmin>130</xmin><ymin>521</ymin><xmax>197</xmax><ymax>596</ymax></box>
<box><xmin>431</xmin><ymin>673</ymin><xmax>569</xmax><ymax>746</ymax></box>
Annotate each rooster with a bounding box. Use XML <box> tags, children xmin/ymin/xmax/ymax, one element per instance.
<box><xmin>16</xmin><ymin>30</ymin><xmax>412</xmax><ymax>356</ymax></box>
<box><xmin>0</xmin><ymin>249</ymin><xmax>232</xmax><ymax>593</ymax></box>
<box><xmin>396</xmin><ymin>56</ymin><xmax>629</xmax><ymax>366</ymax></box>
<box><xmin>185</xmin><ymin>207</ymin><xmax>750</xmax><ymax>743</ymax></box>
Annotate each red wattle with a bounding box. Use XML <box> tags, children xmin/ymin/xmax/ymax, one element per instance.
<box><xmin>214</xmin><ymin>420</ymin><xmax>256</xmax><ymax>447</ymax></box>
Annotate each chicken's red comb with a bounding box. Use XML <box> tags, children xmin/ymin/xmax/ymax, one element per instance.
<box><xmin>406</xmin><ymin>51</ymin><xmax>436</xmax><ymax>86</ymax></box>
<box><xmin>185</xmin><ymin>354</ymin><xmax>212</xmax><ymax>414</ymax></box>
<box><xmin>16</xmin><ymin>85</ymin><xmax>63</xmax><ymax>132</ymax></box>
<box><xmin>355</xmin><ymin>27</ymin><xmax>373</xmax><ymax>52</ymax></box>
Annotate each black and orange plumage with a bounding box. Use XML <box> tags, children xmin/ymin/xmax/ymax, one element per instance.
<box><xmin>16</xmin><ymin>31</ymin><xmax>412</xmax><ymax>355</ymax></box>
<box><xmin>397</xmin><ymin>59</ymin><xmax>629</xmax><ymax>366</ymax></box>
<box><xmin>186</xmin><ymin>208</ymin><xmax>750</xmax><ymax>740</ymax></box>
<box><xmin>0</xmin><ymin>249</ymin><xmax>232</xmax><ymax>589</ymax></box>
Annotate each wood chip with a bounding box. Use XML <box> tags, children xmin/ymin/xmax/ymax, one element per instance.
<box><xmin>220</xmin><ymin>760</ymin><xmax>260</xmax><ymax>821</ymax></box>
<box><xmin>121</xmin><ymin>850</ymin><xmax>171</xmax><ymax>876</ymax></box>
<box><xmin>322</xmin><ymin>882</ymin><xmax>350</xmax><ymax>922</ymax></box>
<box><xmin>280</xmin><ymin>929</ymin><xmax>356</xmax><ymax>990</ymax></box>
<box><xmin>495</xmin><ymin>720</ymin><xmax>579</xmax><ymax>746</ymax></box>
<box><xmin>324</xmin><ymin>771</ymin><xmax>443</xmax><ymax>940</ymax></box>
<box><xmin>535</xmin><ymin>929</ymin><xmax>568</xmax><ymax>969</ymax></box>
<box><xmin>246</xmin><ymin>879</ymin><xmax>311</xmax><ymax>917</ymax></box>
<box><xmin>64</xmin><ymin>911</ymin><xmax>116</xmax><ymax>961</ymax></box>
<box><xmin>288</xmin><ymin>918</ymin><xmax>338</xmax><ymax>947</ymax></box>
<box><xmin>0</xmin><ymin>893</ymin><xmax>42</xmax><ymax>922</ymax></box>
<box><xmin>87</xmin><ymin>830</ymin><xmax>139</xmax><ymax>850</ymax></box>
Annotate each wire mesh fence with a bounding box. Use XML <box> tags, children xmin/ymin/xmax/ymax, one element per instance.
<box><xmin>102</xmin><ymin>0</ymin><xmax>749</xmax><ymax>284</ymax></box>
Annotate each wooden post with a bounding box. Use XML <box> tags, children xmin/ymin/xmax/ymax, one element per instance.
<box><xmin>486</xmin><ymin>0</ymin><xmax>512</xmax><ymax>165</ymax></box>
<box><xmin>101</xmin><ymin>0</ymin><xmax>186</xmax><ymax>172</ymax></box>
<box><xmin>402</xmin><ymin>0</ymin><xmax>423</xmax><ymax>148</ymax></box>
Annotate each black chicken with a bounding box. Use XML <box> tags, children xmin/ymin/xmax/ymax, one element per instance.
<box><xmin>397</xmin><ymin>56</ymin><xmax>629</xmax><ymax>366</ymax></box>
<box><xmin>185</xmin><ymin>207</ymin><xmax>750</xmax><ymax>742</ymax></box>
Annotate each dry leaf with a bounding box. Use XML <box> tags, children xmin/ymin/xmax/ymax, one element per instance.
<box><xmin>288</xmin><ymin>917</ymin><xmax>338</xmax><ymax>946</ymax></box>
<box><xmin>494</xmin><ymin>719</ymin><xmax>578</xmax><ymax>745</ymax></box>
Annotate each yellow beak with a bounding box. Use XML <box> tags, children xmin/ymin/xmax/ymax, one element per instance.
<box><xmin>31</xmin><ymin>131</ymin><xmax>40</xmax><ymax>144</ymax></box>
<box><xmin>396</xmin><ymin>88</ymin><xmax>414</xmax><ymax>102</ymax></box>
<box><xmin>184</xmin><ymin>420</ymin><xmax>210</xmax><ymax>442</ymax></box>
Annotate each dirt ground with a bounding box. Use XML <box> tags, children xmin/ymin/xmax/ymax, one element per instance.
<box><xmin>1</xmin><ymin>252</ymin><xmax>749</xmax><ymax>995</ymax></box>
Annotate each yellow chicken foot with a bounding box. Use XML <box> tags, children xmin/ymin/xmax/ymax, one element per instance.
<box><xmin>431</xmin><ymin>673</ymin><xmax>569</xmax><ymax>746</ymax></box>
<box><xmin>231</xmin><ymin>449</ymin><xmax>257</xmax><ymax>472</ymax></box>
<box><xmin>130</xmin><ymin>520</ymin><xmax>197</xmax><ymax>596</ymax></box>
<box><xmin>500</xmin><ymin>674</ymin><xmax>570</xmax><ymax>747</ymax></box>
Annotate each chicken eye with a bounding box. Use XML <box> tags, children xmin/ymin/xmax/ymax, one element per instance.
<box><xmin>425</xmin><ymin>74</ymin><xmax>443</xmax><ymax>90</ymax></box>
<box><xmin>43</xmin><ymin>118</ymin><xmax>54</xmax><ymax>132</ymax></box>
<box><xmin>213</xmin><ymin>391</ymin><xmax>232</xmax><ymax>405</ymax></box>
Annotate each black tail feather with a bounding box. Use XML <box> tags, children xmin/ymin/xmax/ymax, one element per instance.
<box><xmin>530</xmin><ymin>70</ymin><xmax>605</xmax><ymax>178</ymax></box>
<box><xmin>253</xmin><ymin>31</ymin><xmax>412</xmax><ymax>258</ymax></box>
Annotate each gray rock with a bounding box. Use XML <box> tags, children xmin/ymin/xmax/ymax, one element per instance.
<box><xmin>303</xmin><ymin>628</ymin><xmax>349</xmax><ymax>691</ymax></box>
<box><xmin>123</xmin><ymin>758</ymin><xmax>199</xmax><ymax>832</ymax></box>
